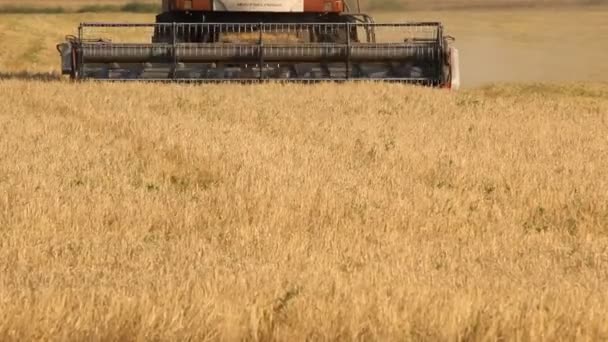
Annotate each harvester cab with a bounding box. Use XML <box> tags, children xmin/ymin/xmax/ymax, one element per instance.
<box><xmin>57</xmin><ymin>0</ymin><xmax>460</xmax><ymax>88</ymax></box>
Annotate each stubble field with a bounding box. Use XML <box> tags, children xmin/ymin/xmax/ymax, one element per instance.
<box><xmin>1</xmin><ymin>4</ymin><xmax>608</xmax><ymax>342</ymax></box>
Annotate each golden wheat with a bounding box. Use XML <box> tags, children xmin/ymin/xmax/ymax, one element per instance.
<box><xmin>0</xmin><ymin>80</ymin><xmax>607</xmax><ymax>341</ymax></box>
<box><xmin>1</xmin><ymin>5</ymin><xmax>608</xmax><ymax>341</ymax></box>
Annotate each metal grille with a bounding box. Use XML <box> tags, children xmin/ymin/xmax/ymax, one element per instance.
<box><xmin>69</xmin><ymin>22</ymin><xmax>446</xmax><ymax>83</ymax></box>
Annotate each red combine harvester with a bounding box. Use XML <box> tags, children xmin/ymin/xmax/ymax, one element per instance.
<box><xmin>58</xmin><ymin>0</ymin><xmax>460</xmax><ymax>88</ymax></box>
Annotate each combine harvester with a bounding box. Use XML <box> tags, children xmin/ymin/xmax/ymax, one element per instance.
<box><xmin>58</xmin><ymin>0</ymin><xmax>460</xmax><ymax>88</ymax></box>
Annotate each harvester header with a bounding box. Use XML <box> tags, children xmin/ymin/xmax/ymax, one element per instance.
<box><xmin>57</xmin><ymin>0</ymin><xmax>460</xmax><ymax>88</ymax></box>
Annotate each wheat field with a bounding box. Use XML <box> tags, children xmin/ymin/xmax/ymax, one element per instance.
<box><xmin>1</xmin><ymin>81</ymin><xmax>608</xmax><ymax>341</ymax></box>
<box><xmin>1</xmin><ymin>4</ymin><xmax>608</xmax><ymax>341</ymax></box>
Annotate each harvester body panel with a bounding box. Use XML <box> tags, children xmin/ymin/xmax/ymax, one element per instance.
<box><xmin>164</xmin><ymin>0</ymin><xmax>344</xmax><ymax>12</ymax></box>
<box><xmin>213</xmin><ymin>0</ymin><xmax>304</xmax><ymax>12</ymax></box>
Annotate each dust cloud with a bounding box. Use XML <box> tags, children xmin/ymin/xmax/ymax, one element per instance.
<box><xmin>376</xmin><ymin>6</ymin><xmax>608</xmax><ymax>87</ymax></box>
<box><xmin>458</xmin><ymin>33</ymin><xmax>608</xmax><ymax>87</ymax></box>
